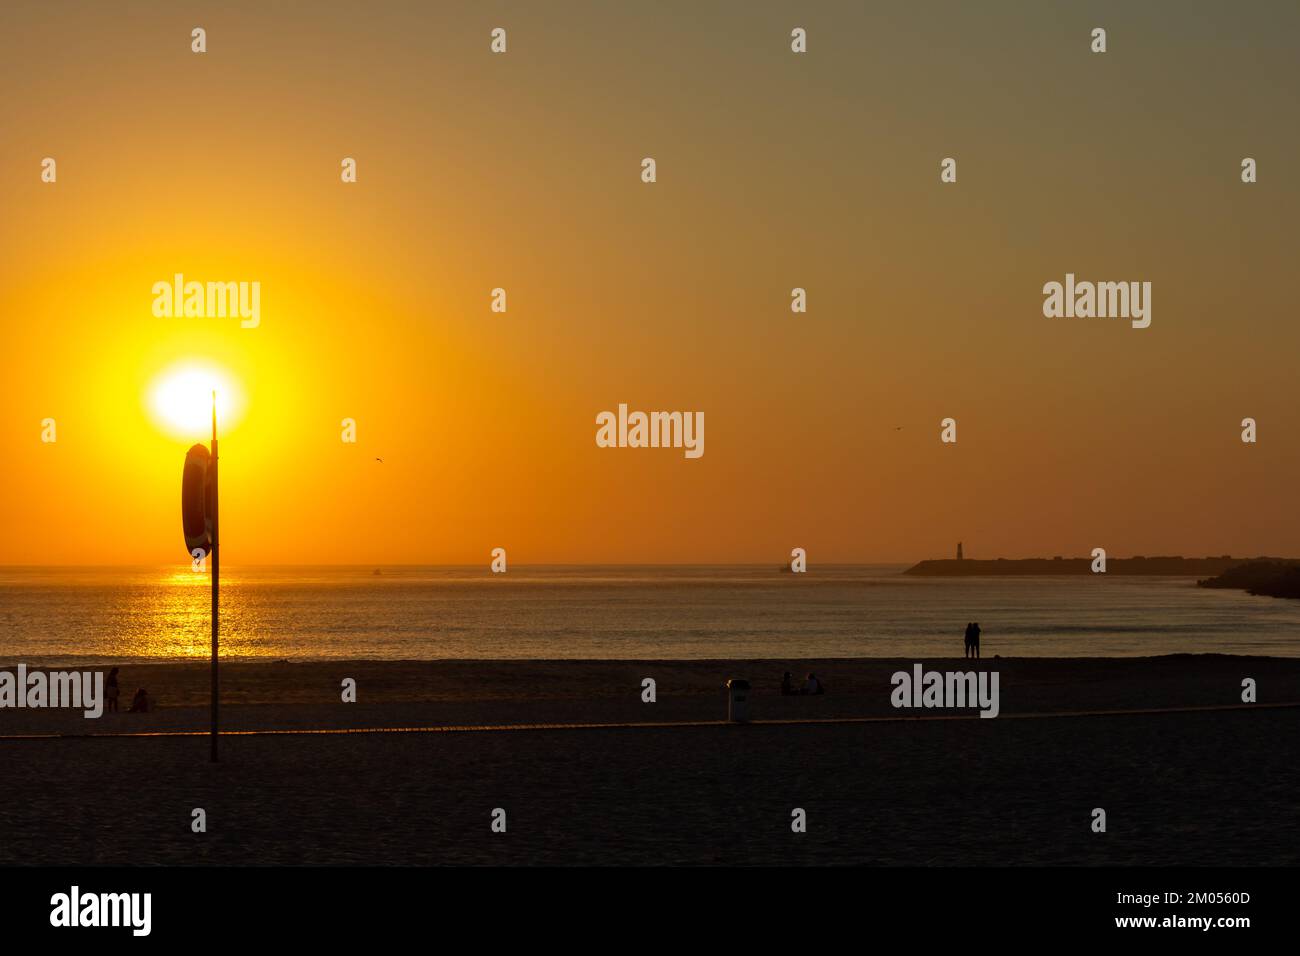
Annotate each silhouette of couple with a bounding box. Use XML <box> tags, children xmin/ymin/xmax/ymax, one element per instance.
<box><xmin>963</xmin><ymin>622</ymin><xmax>981</xmax><ymax>659</ymax></box>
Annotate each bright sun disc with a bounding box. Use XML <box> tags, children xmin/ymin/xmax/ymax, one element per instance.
<box><xmin>149</xmin><ymin>364</ymin><xmax>243</xmax><ymax>438</ymax></box>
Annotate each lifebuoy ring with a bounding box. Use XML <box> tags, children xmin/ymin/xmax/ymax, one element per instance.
<box><xmin>182</xmin><ymin>443</ymin><xmax>212</xmax><ymax>556</ymax></box>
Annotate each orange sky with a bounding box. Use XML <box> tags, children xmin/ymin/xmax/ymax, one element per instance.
<box><xmin>2</xmin><ymin>1</ymin><xmax>1298</xmax><ymax>565</ymax></box>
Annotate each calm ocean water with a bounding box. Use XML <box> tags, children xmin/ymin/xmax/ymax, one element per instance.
<box><xmin>0</xmin><ymin>565</ymin><xmax>1297</xmax><ymax>663</ymax></box>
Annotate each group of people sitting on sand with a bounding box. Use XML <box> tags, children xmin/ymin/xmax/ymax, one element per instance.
<box><xmin>963</xmin><ymin>622</ymin><xmax>982</xmax><ymax>659</ymax></box>
<box><xmin>105</xmin><ymin>667</ymin><xmax>155</xmax><ymax>713</ymax></box>
<box><xmin>781</xmin><ymin>671</ymin><xmax>825</xmax><ymax>696</ymax></box>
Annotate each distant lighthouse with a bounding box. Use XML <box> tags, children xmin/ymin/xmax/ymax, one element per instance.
<box><xmin>957</xmin><ymin>541</ymin><xmax>964</xmax><ymax>560</ymax></box>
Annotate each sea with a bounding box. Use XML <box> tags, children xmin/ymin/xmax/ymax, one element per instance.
<box><xmin>0</xmin><ymin>565</ymin><xmax>1297</xmax><ymax>664</ymax></box>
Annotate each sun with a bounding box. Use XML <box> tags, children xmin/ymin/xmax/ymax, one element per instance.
<box><xmin>148</xmin><ymin>362</ymin><xmax>244</xmax><ymax>439</ymax></box>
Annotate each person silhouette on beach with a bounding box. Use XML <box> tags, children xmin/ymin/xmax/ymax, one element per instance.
<box><xmin>971</xmin><ymin>622</ymin><xmax>981</xmax><ymax>659</ymax></box>
<box><xmin>963</xmin><ymin>622</ymin><xmax>974</xmax><ymax>658</ymax></box>
<box><xmin>106</xmin><ymin>667</ymin><xmax>120</xmax><ymax>713</ymax></box>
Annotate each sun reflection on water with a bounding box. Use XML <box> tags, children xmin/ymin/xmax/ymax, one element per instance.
<box><xmin>115</xmin><ymin>567</ymin><xmax>265</xmax><ymax>659</ymax></box>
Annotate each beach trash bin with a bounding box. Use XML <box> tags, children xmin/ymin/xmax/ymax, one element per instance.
<box><xmin>726</xmin><ymin>679</ymin><xmax>751</xmax><ymax>723</ymax></box>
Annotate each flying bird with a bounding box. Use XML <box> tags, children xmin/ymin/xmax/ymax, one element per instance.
<box><xmin>375</xmin><ymin>457</ymin><xmax>384</xmax><ymax>463</ymax></box>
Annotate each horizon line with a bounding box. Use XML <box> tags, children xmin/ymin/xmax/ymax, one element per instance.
<box><xmin>1</xmin><ymin>555</ymin><xmax>1294</xmax><ymax>570</ymax></box>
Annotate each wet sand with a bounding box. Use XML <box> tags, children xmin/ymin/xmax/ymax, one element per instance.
<box><xmin>2</xmin><ymin>657</ymin><xmax>1298</xmax><ymax>865</ymax></box>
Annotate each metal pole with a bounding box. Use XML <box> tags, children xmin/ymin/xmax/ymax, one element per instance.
<box><xmin>210</xmin><ymin>392</ymin><xmax>219</xmax><ymax>762</ymax></box>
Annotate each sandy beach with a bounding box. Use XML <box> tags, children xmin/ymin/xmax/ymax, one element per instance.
<box><xmin>1</xmin><ymin>656</ymin><xmax>1297</xmax><ymax>865</ymax></box>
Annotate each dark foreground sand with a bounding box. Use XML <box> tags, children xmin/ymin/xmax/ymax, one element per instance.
<box><xmin>2</xmin><ymin>657</ymin><xmax>1297</xmax><ymax>865</ymax></box>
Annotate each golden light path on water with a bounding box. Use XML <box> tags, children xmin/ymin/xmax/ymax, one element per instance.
<box><xmin>121</xmin><ymin>568</ymin><xmax>257</xmax><ymax>659</ymax></box>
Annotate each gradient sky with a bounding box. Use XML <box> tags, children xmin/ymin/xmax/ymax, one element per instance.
<box><xmin>2</xmin><ymin>0</ymin><xmax>1298</xmax><ymax>565</ymax></box>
